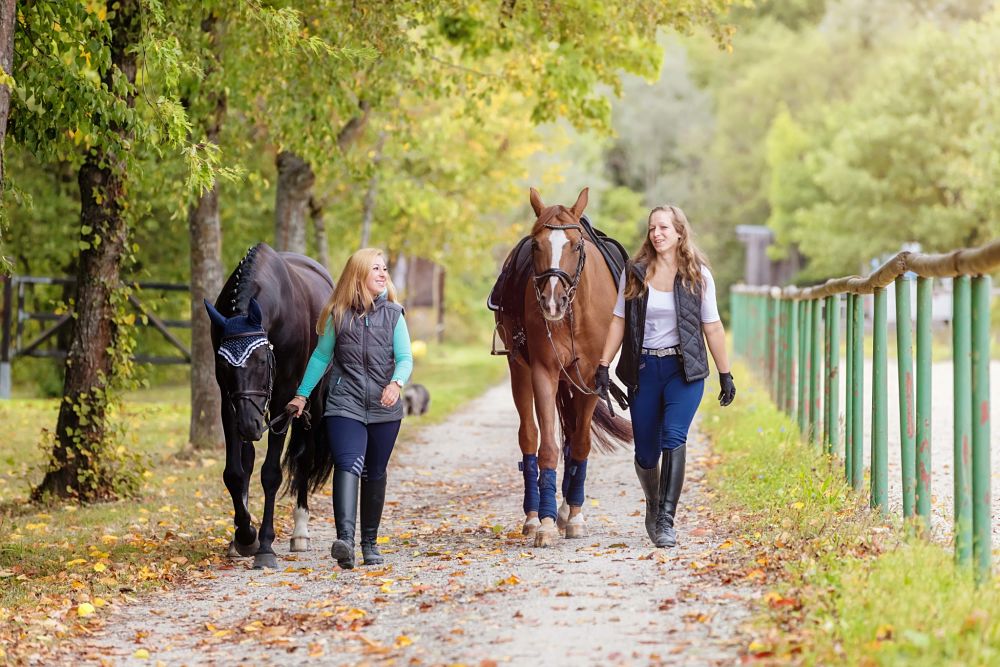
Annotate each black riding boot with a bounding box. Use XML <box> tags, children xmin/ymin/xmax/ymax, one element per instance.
<box><xmin>634</xmin><ymin>459</ymin><xmax>660</xmax><ymax>544</ymax></box>
<box><xmin>360</xmin><ymin>475</ymin><xmax>387</xmax><ymax>566</ymax></box>
<box><xmin>330</xmin><ymin>470</ymin><xmax>359</xmax><ymax>569</ymax></box>
<box><xmin>654</xmin><ymin>445</ymin><xmax>686</xmax><ymax>548</ymax></box>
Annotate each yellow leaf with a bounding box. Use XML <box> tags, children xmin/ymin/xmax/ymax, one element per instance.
<box><xmin>395</xmin><ymin>635</ymin><xmax>413</xmax><ymax>648</ymax></box>
<box><xmin>791</xmin><ymin>501</ymin><xmax>805</xmax><ymax>510</ymax></box>
<box><xmin>133</xmin><ymin>648</ymin><xmax>150</xmax><ymax>659</ymax></box>
<box><xmin>748</xmin><ymin>640</ymin><xmax>770</xmax><ymax>654</ymax></box>
<box><xmin>344</xmin><ymin>608</ymin><xmax>367</xmax><ymax>621</ymax></box>
<box><xmin>376</xmin><ymin>536</ymin><xmax>390</xmax><ymax>544</ymax></box>
<box><xmin>77</xmin><ymin>602</ymin><xmax>96</xmax><ymax>617</ymax></box>
<box><xmin>93</xmin><ymin>563</ymin><xmax>107</xmax><ymax>573</ymax></box>
<box><xmin>93</xmin><ymin>597</ymin><xmax>107</xmax><ymax>608</ymax></box>
<box><xmin>66</xmin><ymin>558</ymin><xmax>87</xmax><ymax>567</ymax></box>
<box><xmin>589</xmin><ymin>499</ymin><xmax>599</xmax><ymax>507</ymax></box>
<box><xmin>718</xmin><ymin>540</ymin><xmax>734</xmax><ymax>549</ymax></box>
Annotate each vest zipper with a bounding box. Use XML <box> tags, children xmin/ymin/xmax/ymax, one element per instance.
<box><xmin>363</xmin><ymin>313</ymin><xmax>370</xmax><ymax>423</ymax></box>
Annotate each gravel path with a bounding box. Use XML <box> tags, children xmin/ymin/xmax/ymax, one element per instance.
<box><xmin>71</xmin><ymin>383</ymin><xmax>755</xmax><ymax>666</ymax></box>
<box><xmin>849</xmin><ymin>359</ymin><xmax>1000</xmax><ymax>545</ymax></box>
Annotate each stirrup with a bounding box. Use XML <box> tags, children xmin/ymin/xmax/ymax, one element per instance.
<box><xmin>491</xmin><ymin>322</ymin><xmax>510</xmax><ymax>356</ymax></box>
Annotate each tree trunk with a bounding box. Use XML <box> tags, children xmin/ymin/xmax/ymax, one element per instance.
<box><xmin>0</xmin><ymin>0</ymin><xmax>16</xmax><ymax>188</ymax></box>
<box><xmin>359</xmin><ymin>132</ymin><xmax>386</xmax><ymax>248</ymax></box>
<box><xmin>187</xmin><ymin>15</ymin><xmax>226</xmax><ymax>451</ymax></box>
<box><xmin>274</xmin><ymin>151</ymin><xmax>314</xmax><ymax>253</ymax></box>
<box><xmin>392</xmin><ymin>252</ymin><xmax>409</xmax><ymax>298</ymax></box>
<box><xmin>35</xmin><ymin>0</ymin><xmax>139</xmax><ymax>501</ymax></box>
<box><xmin>309</xmin><ymin>195</ymin><xmax>329</xmax><ymax>269</ymax></box>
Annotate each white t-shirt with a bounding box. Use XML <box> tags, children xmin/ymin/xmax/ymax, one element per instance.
<box><xmin>613</xmin><ymin>265</ymin><xmax>721</xmax><ymax>349</ymax></box>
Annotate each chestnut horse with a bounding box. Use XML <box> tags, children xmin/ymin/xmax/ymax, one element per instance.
<box><xmin>497</xmin><ymin>187</ymin><xmax>632</xmax><ymax>547</ymax></box>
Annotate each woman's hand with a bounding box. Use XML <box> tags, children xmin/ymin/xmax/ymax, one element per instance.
<box><xmin>380</xmin><ymin>382</ymin><xmax>401</xmax><ymax>407</ymax></box>
<box><xmin>287</xmin><ymin>395</ymin><xmax>307</xmax><ymax>417</ymax></box>
<box><xmin>718</xmin><ymin>372</ymin><xmax>736</xmax><ymax>407</ymax></box>
<box><xmin>594</xmin><ymin>364</ymin><xmax>610</xmax><ymax>396</ymax></box>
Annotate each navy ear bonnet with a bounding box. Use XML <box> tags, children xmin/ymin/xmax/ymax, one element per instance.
<box><xmin>204</xmin><ymin>297</ymin><xmax>270</xmax><ymax>367</ymax></box>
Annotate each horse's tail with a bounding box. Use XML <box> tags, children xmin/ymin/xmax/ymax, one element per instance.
<box><xmin>282</xmin><ymin>379</ymin><xmax>334</xmax><ymax>498</ymax></box>
<box><xmin>555</xmin><ymin>383</ymin><xmax>633</xmax><ymax>455</ymax></box>
<box><xmin>589</xmin><ymin>400</ymin><xmax>633</xmax><ymax>454</ymax></box>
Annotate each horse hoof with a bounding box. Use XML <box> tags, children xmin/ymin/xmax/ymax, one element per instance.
<box><xmin>565</xmin><ymin>515</ymin><xmax>588</xmax><ymax>539</ymax></box>
<box><xmin>289</xmin><ymin>536</ymin><xmax>310</xmax><ymax>552</ymax></box>
<box><xmin>556</xmin><ymin>501</ymin><xmax>570</xmax><ymax>531</ymax></box>
<box><xmin>522</xmin><ymin>516</ymin><xmax>541</xmax><ymax>537</ymax></box>
<box><xmin>533</xmin><ymin>520</ymin><xmax>558</xmax><ymax>548</ymax></box>
<box><xmin>253</xmin><ymin>552</ymin><xmax>279</xmax><ymax>569</ymax></box>
<box><xmin>228</xmin><ymin>537</ymin><xmax>260</xmax><ymax>558</ymax></box>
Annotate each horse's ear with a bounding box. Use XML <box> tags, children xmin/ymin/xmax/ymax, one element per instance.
<box><xmin>247</xmin><ymin>297</ymin><xmax>263</xmax><ymax>328</ymax></box>
<box><xmin>529</xmin><ymin>187</ymin><xmax>545</xmax><ymax>218</ymax></box>
<box><xmin>204</xmin><ymin>299</ymin><xmax>227</xmax><ymax>329</ymax></box>
<box><xmin>569</xmin><ymin>187</ymin><xmax>589</xmax><ymax>219</ymax></box>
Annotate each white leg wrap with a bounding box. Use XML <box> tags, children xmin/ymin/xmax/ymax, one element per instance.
<box><xmin>292</xmin><ymin>507</ymin><xmax>310</xmax><ymax>539</ymax></box>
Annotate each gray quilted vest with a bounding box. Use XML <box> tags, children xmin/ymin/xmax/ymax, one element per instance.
<box><xmin>324</xmin><ymin>295</ymin><xmax>405</xmax><ymax>424</ymax></box>
<box><xmin>616</xmin><ymin>261</ymin><xmax>710</xmax><ymax>393</ymax></box>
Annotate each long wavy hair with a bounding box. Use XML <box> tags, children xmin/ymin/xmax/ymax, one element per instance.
<box><xmin>624</xmin><ymin>205</ymin><xmax>709</xmax><ymax>299</ymax></box>
<box><xmin>317</xmin><ymin>248</ymin><xmax>398</xmax><ymax>335</ymax></box>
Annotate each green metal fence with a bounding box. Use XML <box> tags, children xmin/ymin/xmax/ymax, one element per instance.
<box><xmin>731</xmin><ymin>241</ymin><xmax>999</xmax><ymax>584</ymax></box>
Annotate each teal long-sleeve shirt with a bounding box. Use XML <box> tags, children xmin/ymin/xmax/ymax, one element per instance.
<box><xmin>295</xmin><ymin>315</ymin><xmax>413</xmax><ymax>398</ymax></box>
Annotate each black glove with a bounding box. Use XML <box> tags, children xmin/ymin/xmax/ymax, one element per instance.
<box><xmin>595</xmin><ymin>364</ymin><xmax>610</xmax><ymax>396</ymax></box>
<box><xmin>718</xmin><ymin>372</ymin><xmax>736</xmax><ymax>407</ymax></box>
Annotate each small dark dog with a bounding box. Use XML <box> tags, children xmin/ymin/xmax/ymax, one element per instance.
<box><xmin>403</xmin><ymin>383</ymin><xmax>431</xmax><ymax>416</ymax></box>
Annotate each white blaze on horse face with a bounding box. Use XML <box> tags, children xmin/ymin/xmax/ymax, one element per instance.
<box><xmin>547</xmin><ymin>228</ymin><xmax>569</xmax><ymax>317</ymax></box>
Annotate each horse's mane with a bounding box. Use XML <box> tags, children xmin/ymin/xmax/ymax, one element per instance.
<box><xmin>221</xmin><ymin>244</ymin><xmax>263</xmax><ymax>313</ymax></box>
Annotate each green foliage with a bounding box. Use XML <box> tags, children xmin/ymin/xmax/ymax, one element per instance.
<box><xmin>770</xmin><ymin>14</ymin><xmax>1000</xmax><ymax>277</ymax></box>
<box><xmin>672</xmin><ymin>0</ymin><xmax>1000</xmax><ymax>285</ymax></box>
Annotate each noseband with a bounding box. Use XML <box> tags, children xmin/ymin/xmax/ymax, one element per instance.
<box><xmin>532</xmin><ymin>223</ymin><xmax>587</xmax><ymax>307</ymax></box>
<box><xmin>223</xmin><ymin>332</ymin><xmax>276</xmax><ymax>425</ymax></box>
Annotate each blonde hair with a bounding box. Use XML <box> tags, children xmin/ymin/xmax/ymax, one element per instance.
<box><xmin>317</xmin><ymin>248</ymin><xmax>398</xmax><ymax>335</ymax></box>
<box><xmin>624</xmin><ymin>205</ymin><xmax>709</xmax><ymax>299</ymax></box>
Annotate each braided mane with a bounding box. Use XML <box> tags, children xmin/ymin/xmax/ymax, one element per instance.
<box><xmin>221</xmin><ymin>244</ymin><xmax>262</xmax><ymax>314</ymax></box>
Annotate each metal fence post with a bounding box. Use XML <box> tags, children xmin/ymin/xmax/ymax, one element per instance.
<box><xmin>915</xmin><ymin>277</ymin><xmax>932</xmax><ymax>529</ymax></box>
<box><xmin>827</xmin><ymin>295</ymin><xmax>840</xmax><ymax>457</ymax></box>
<box><xmin>895</xmin><ymin>277</ymin><xmax>916</xmax><ymax>518</ymax></box>
<box><xmin>798</xmin><ymin>300</ymin><xmax>808</xmax><ymax>435</ymax></box>
<box><xmin>971</xmin><ymin>275</ymin><xmax>991</xmax><ymax>584</ymax></box>
<box><xmin>810</xmin><ymin>298</ymin><xmax>821</xmax><ymax>446</ymax></box>
<box><xmin>845</xmin><ymin>293</ymin><xmax>855</xmax><ymax>485</ymax></box>
<box><xmin>953</xmin><ymin>275</ymin><xmax>972</xmax><ymax>568</ymax></box>
<box><xmin>872</xmin><ymin>287</ymin><xmax>888</xmax><ymax>513</ymax></box>
<box><xmin>851</xmin><ymin>292</ymin><xmax>864</xmax><ymax>491</ymax></box>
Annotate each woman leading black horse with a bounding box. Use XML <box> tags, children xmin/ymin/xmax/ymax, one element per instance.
<box><xmin>287</xmin><ymin>248</ymin><xmax>413</xmax><ymax>569</ymax></box>
<box><xmin>596</xmin><ymin>205</ymin><xmax>735</xmax><ymax>548</ymax></box>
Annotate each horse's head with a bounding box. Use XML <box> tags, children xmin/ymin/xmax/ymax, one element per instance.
<box><xmin>205</xmin><ymin>297</ymin><xmax>275</xmax><ymax>442</ymax></box>
<box><xmin>528</xmin><ymin>187</ymin><xmax>589</xmax><ymax>322</ymax></box>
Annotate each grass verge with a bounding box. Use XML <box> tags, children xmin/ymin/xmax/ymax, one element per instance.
<box><xmin>701</xmin><ymin>360</ymin><xmax>1000</xmax><ymax>665</ymax></box>
<box><xmin>0</xmin><ymin>342</ymin><xmax>505</xmax><ymax>664</ymax></box>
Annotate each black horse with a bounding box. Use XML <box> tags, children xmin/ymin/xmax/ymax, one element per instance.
<box><xmin>204</xmin><ymin>243</ymin><xmax>334</xmax><ymax>569</ymax></box>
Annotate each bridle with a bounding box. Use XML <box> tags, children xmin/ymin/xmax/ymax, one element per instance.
<box><xmin>532</xmin><ymin>223</ymin><xmax>587</xmax><ymax>308</ymax></box>
<box><xmin>531</xmin><ymin>222</ymin><xmax>598</xmax><ymax>397</ymax></box>
<box><xmin>223</xmin><ymin>332</ymin><xmax>276</xmax><ymax>427</ymax></box>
